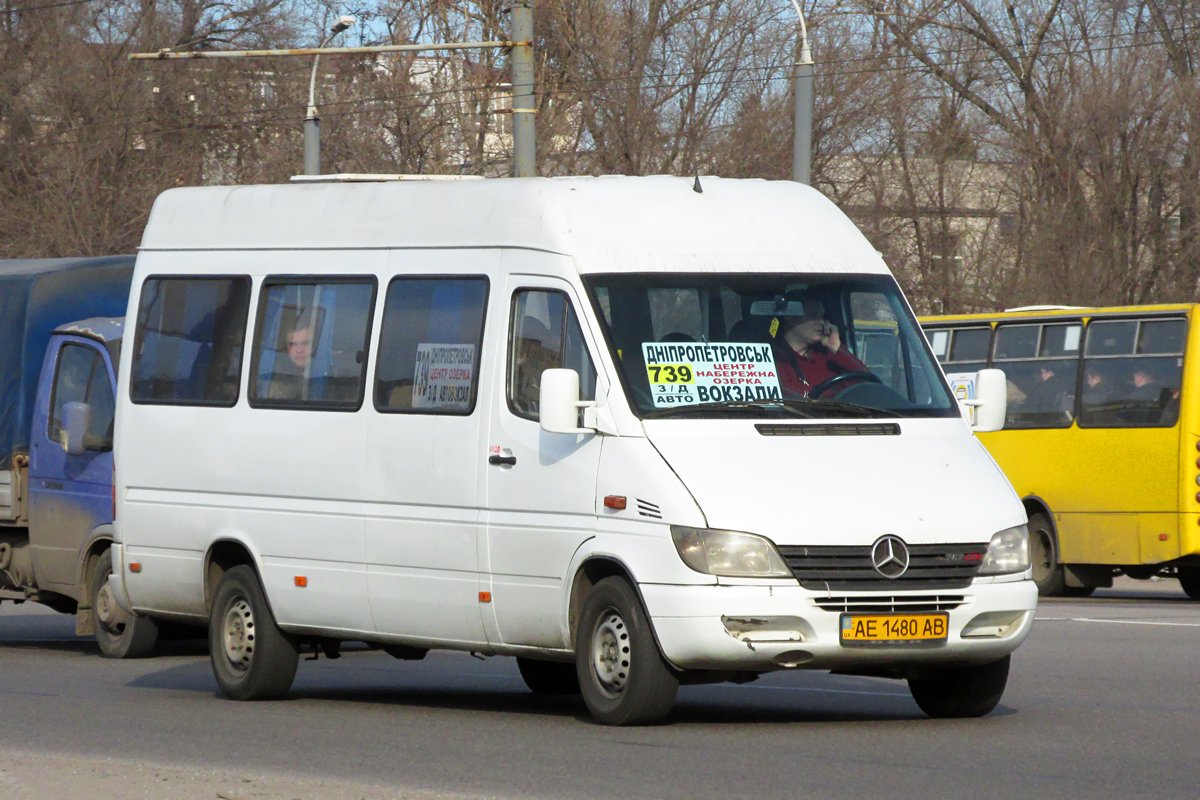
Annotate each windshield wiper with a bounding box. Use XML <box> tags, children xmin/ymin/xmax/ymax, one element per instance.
<box><xmin>642</xmin><ymin>399</ymin><xmax>814</xmax><ymax>420</ymax></box>
<box><xmin>794</xmin><ymin>398</ymin><xmax>903</xmax><ymax>418</ymax></box>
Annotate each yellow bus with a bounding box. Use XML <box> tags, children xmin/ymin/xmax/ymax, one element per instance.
<box><xmin>920</xmin><ymin>305</ymin><xmax>1199</xmax><ymax>598</ymax></box>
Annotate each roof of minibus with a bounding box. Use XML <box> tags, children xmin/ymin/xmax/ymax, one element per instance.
<box><xmin>138</xmin><ymin>176</ymin><xmax>889</xmax><ymax>276</ymax></box>
<box><xmin>920</xmin><ymin>303</ymin><xmax>1197</xmax><ymax>325</ymax></box>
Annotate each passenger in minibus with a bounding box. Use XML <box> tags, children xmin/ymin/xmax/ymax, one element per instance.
<box><xmin>267</xmin><ymin>322</ymin><xmax>313</xmax><ymax>400</ymax></box>
<box><xmin>773</xmin><ymin>295</ymin><xmax>868</xmax><ymax>397</ymax></box>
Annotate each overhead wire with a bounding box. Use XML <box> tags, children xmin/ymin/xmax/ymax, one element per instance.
<box><xmin>11</xmin><ymin>16</ymin><xmax>1199</xmax><ymax>150</ymax></box>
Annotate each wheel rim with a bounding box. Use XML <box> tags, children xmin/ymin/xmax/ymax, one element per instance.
<box><xmin>221</xmin><ymin>597</ymin><xmax>255</xmax><ymax>674</ymax></box>
<box><xmin>94</xmin><ymin>579</ymin><xmax>128</xmax><ymax>636</ymax></box>
<box><xmin>1031</xmin><ymin>527</ymin><xmax>1054</xmax><ymax>584</ymax></box>
<box><xmin>590</xmin><ymin>609</ymin><xmax>631</xmax><ymax>698</ymax></box>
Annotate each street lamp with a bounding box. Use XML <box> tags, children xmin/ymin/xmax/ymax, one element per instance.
<box><xmin>304</xmin><ymin>14</ymin><xmax>356</xmax><ymax>176</ymax></box>
<box><xmin>790</xmin><ymin>0</ymin><xmax>813</xmax><ymax>185</ymax></box>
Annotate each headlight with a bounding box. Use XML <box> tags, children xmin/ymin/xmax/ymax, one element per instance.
<box><xmin>978</xmin><ymin>524</ymin><xmax>1030</xmax><ymax>575</ymax></box>
<box><xmin>670</xmin><ymin>526</ymin><xmax>792</xmax><ymax>578</ymax></box>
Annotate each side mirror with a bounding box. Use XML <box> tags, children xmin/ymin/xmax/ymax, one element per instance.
<box><xmin>539</xmin><ymin>368</ymin><xmax>598</xmax><ymax>434</ymax></box>
<box><xmin>63</xmin><ymin>401</ymin><xmax>92</xmax><ymax>456</ymax></box>
<box><xmin>947</xmin><ymin>368</ymin><xmax>1006</xmax><ymax>432</ymax></box>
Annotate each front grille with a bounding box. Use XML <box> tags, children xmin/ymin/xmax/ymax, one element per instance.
<box><xmin>813</xmin><ymin>594</ymin><xmax>967</xmax><ymax>613</ymax></box>
<box><xmin>777</xmin><ymin>543</ymin><xmax>987</xmax><ymax>591</ymax></box>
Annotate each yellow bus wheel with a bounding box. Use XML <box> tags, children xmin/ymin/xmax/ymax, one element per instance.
<box><xmin>1179</xmin><ymin>569</ymin><xmax>1200</xmax><ymax>601</ymax></box>
<box><xmin>1029</xmin><ymin>512</ymin><xmax>1065</xmax><ymax>597</ymax></box>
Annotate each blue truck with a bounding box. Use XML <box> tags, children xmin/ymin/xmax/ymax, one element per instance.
<box><xmin>0</xmin><ymin>256</ymin><xmax>160</xmax><ymax>656</ymax></box>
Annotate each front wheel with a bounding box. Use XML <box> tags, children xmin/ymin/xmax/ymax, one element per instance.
<box><xmin>92</xmin><ymin>549</ymin><xmax>159</xmax><ymax>659</ymax></box>
<box><xmin>209</xmin><ymin>565</ymin><xmax>299</xmax><ymax>700</ymax></box>
<box><xmin>576</xmin><ymin>576</ymin><xmax>678</xmax><ymax>726</ymax></box>
<box><xmin>908</xmin><ymin>655</ymin><xmax>1010</xmax><ymax>719</ymax></box>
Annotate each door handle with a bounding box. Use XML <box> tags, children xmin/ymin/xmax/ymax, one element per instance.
<box><xmin>488</xmin><ymin>455</ymin><xmax>517</xmax><ymax>466</ymax></box>
<box><xmin>44</xmin><ymin>481</ymin><xmax>64</xmax><ymax>490</ymax></box>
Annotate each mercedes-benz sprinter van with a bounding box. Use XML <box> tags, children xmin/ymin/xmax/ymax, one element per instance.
<box><xmin>109</xmin><ymin>176</ymin><xmax>1033</xmax><ymax>725</ymax></box>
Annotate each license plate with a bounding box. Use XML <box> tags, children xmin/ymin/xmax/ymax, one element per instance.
<box><xmin>840</xmin><ymin>613</ymin><xmax>948</xmax><ymax>645</ymax></box>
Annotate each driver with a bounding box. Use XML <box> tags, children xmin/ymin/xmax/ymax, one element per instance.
<box><xmin>773</xmin><ymin>295</ymin><xmax>868</xmax><ymax>397</ymax></box>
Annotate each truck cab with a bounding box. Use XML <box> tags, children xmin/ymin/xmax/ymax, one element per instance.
<box><xmin>0</xmin><ymin>257</ymin><xmax>157</xmax><ymax>657</ymax></box>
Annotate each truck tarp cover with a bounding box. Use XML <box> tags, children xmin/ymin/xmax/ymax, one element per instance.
<box><xmin>0</xmin><ymin>257</ymin><xmax>134</xmax><ymax>468</ymax></box>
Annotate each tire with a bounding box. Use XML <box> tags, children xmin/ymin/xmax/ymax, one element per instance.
<box><xmin>92</xmin><ymin>549</ymin><xmax>159</xmax><ymax>659</ymax></box>
<box><xmin>1028</xmin><ymin>512</ymin><xmax>1065</xmax><ymax>596</ymax></box>
<box><xmin>1179</xmin><ymin>569</ymin><xmax>1200</xmax><ymax>600</ymax></box>
<box><xmin>517</xmin><ymin>657</ymin><xmax>581</xmax><ymax>696</ymax></box>
<box><xmin>908</xmin><ymin>655</ymin><xmax>1010</xmax><ymax>719</ymax></box>
<box><xmin>576</xmin><ymin>576</ymin><xmax>678</xmax><ymax>725</ymax></box>
<box><xmin>209</xmin><ymin>565</ymin><xmax>298</xmax><ymax>701</ymax></box>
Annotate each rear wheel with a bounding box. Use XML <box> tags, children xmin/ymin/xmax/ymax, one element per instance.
<box><xmin>1179</xmin><ymin>569</ymin><xmax>1200</xmax><ymax>600</ymax></box>
<box><xmin>908</xmin><ymin>656</ymin><xmax>1011</xmax><ymax>719</ymax></box>
<box><xmin>576</xmin><ymin>576</ymin><xmax>678</xmax><ymax>725</ymax></box>
<box><xmin>209</xmin><ymin>565</ymin><xmax>298</xmax><ymax>700</ymax></box>
<box><xmin>92</xmin><ymin>549</ymin><xmax>158</xmax><ymax>659</ymax></box>
<box><xmin>1028</xmin><ymin>512</ymin><xmax>1065</xmax><ymax>596</ymax></box>
<box><xmin>517</xmin><ymin>658</ymin><xmax>580</xmax><ymax>696</ymax></box>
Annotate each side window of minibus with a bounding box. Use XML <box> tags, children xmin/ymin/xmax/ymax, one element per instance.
<box><xmin>249</xmin><ymin>278</ymin><xmax>377</xmax><ymax>410</ymax></box>
<box><xmin>1080</xmin><ymin>318</ymin><xmax>1185</xmax><ymax>428</ymax></box>
<box><xmin>508</xmin><ymin>290</ymin><xmax>596</xmax><ymax>420</ymax></box>
<box><xmin>130</xmin><ymin>277</ymin><xmax>252</xmax><ymax>406</ymax></box>
<box><xmin>373</xmin><ymin>277</ymin><xmax>489</xmax><ymax>414</ymax></box>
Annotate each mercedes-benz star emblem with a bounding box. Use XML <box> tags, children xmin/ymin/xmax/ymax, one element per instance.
<box><xmin>871</xmin><ymin>535</ymin><xmax>910</xmax><ymax>579</ymax></box>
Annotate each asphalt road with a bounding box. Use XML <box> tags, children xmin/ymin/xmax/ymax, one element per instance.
<box><xmin>1</xmin><ymin>577</ymin><xmax>1197</xmax><ymax>800</ymax></box>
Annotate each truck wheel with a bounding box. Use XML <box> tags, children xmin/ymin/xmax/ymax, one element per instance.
<box><xmin>1179</xmin><ymin>569</ymin><xmax>1200</xmax><ymax>600</ymax></box>
<box><xmin>576</xmin><ymin>576</ymin><xmax>678</xmax><ymax>725</ymax></box>
<box><xmin>517</xmin><ymin>657</ymin><xmax>581</xmax><ymax>696</ymax></box>
<box><xmin>209</xmin><ymin>565</ymin><xmax>298</xmax><ymax>700</ymax></box>
<box><xmin>908</xmin><ymin>655</ymin><xmax>1010</xmax><ymax>719</ymax></box>
<box><xmin>92</xmin><ymin>550</ymin><xmax>158</xmax><ymax>659</ymax></box>
<box><xmin>1029</xmin><ymin>512</ymin><xmax>1065</xmax><ymax>596</ymax></box>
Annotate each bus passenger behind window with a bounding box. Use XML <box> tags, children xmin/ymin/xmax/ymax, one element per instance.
<box><xmin>268</xmin><ymin>323</ymin><xmax>313</xmax><ymax>401</ymax></box>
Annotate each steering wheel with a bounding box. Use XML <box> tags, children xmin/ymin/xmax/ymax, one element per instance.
<box><xmin>808</xmin><ymin>371</ymin><xmax>882</xmax><ymax>398</ymax></box>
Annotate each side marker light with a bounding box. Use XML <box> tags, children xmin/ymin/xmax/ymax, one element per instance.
<box><xmin>1159</xmin><ymin>534</ymin><xmax>1169</xmax><ymax>541</ymax></box>
<box><xmin>294</xmin><ymin>576</ymin><xmax>308</xmax><ymax>587</ymax></box>
<box><xmin>129</xmin><ymin>562</ymin><xmax>141</xmax><ymax>573</ymax></box>
<box><xmin>479</xmin><ymin>591</ymin><xmax>492</xmax><ymax>603</ymax></box>
<box><xmin>604</xmin><ymin>495</ymin><xmax>627</xmax><ymax>510</ymax></box>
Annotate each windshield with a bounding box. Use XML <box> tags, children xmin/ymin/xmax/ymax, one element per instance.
<box><xmin>585</xmin><ymin>273</ymin><xmax>958</xmax><ymax>419</ymax></box>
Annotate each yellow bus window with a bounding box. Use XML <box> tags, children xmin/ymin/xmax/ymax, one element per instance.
<box><xmin>1080</xmin><ymin>318</ymin><xmax>1185</xmax><ymax>428</ymax></box>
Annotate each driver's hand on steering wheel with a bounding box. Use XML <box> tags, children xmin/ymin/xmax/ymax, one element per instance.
<box><xmin>820</xmin><ymin>322</ymin><xmax>842</xmax><ymax>353</ymax></box>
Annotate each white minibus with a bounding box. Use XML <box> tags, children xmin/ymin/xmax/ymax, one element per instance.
<box><xmin>110</xmin><ymin>176</ymin><xmax>1034</xmax><ymax>725</ymax></box>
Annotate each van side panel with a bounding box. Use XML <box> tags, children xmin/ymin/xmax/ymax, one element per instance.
<box><xmin>118</xmin><ymin>252</ymin><xmax>377</xmax><ymax>631</ymax></box>
<box><xmin>362</xmin><ymin>250</ymin><xmax>494</xmax><ymax>647</ymax></box>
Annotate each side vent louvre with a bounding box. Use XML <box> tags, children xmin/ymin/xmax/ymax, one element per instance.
<box><xmin>755</xmin><ymin>423</ymin><xmax>901</xmax><ymax>437</ymax></box>
<box><xmin>637</xmin><ymin>499</ymin><xmax>662</xmax><ymax>519</ymax></box>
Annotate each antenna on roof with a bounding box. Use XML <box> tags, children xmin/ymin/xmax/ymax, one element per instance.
<box><xmin>693</xmin><ymin>174</ymin><xmax>703</xmax><ymax>194</ymax></box>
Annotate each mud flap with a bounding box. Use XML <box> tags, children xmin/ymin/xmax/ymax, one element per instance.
<box><xmin>76</xmin><ymin>604</ymin><xmax>94</xmax><ymax>636</ymax></box>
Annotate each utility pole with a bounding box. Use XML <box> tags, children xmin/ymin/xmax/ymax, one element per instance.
<box><xmin>790</xmin><ymin>0</ymin><xmax>813</xmax><ymax>185</ymax></box>
<box><xmin>510</xmin><ymin>0</ymin><xmax>536</xmax><ymax>178</ymax></box>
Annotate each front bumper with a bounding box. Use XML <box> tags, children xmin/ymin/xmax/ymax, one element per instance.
<box><xmin>642</xmin><ymin>578</ymin><xmax>1037</xmax><ymax>672</ymax></box>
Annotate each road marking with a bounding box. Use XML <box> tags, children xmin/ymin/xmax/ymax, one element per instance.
<box><xmin>1038</xmin><ymin>616</ymin><xmax>1200</xmax><ymax>628</ymax></box>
